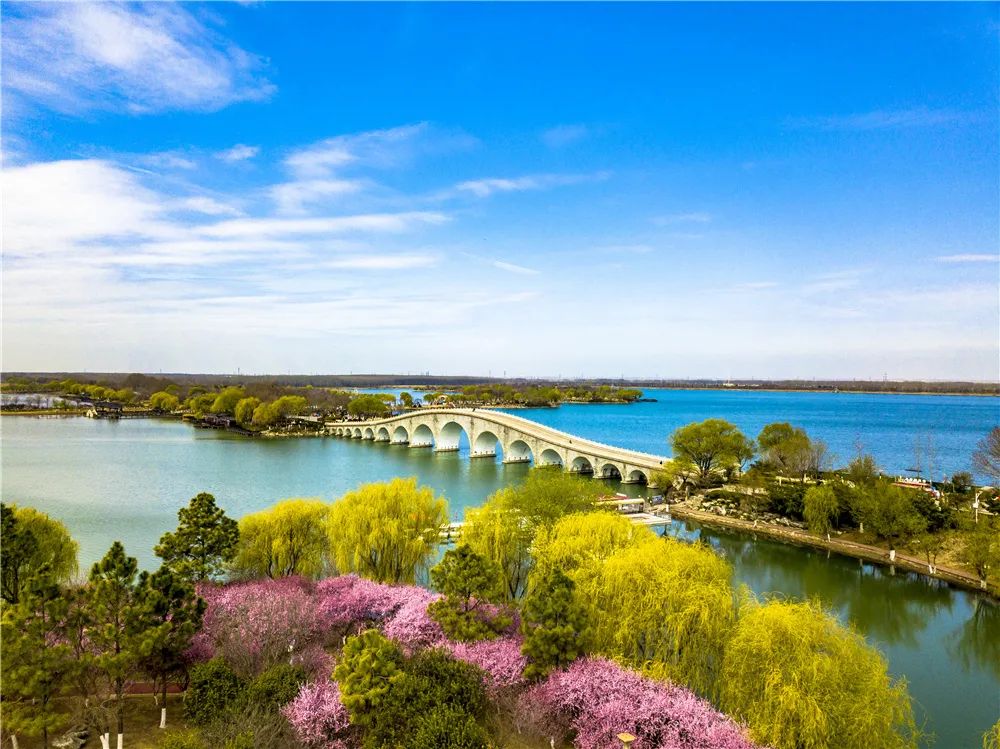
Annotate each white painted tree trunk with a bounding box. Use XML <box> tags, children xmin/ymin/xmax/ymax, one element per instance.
<box><xmin>889</xmin><ymin>548</ymin><xmax>896</xmax><ymax>562</ymax></box>
<box><xmin>117</xmin><ymin>732</ymin><xmax>123</xmax><ymax>749</ymax></box>
<box><xmin>100</xmin><ymin>733</ymin><xmax>110</xmax><ymax>749</ymax></box>
<box><xmin>859</xmin><ymin>522</ymin><xmax>864</xmax><ymax>534</ymax></box>
<box><xmin>928</xmin><ymin>564</ymin><xmax>936</xmax><ymax>575</ymax></box>
<box><xmin>160</xmin><ymin>707</ymin><xmax>167</xmax><ymax>729</ymax></box>
<box><xmin>11</xmin><ymin>734</ymin><xmax>19</xmax><ymax>749</ymax></box>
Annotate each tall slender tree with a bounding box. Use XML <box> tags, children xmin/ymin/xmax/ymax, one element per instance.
<box><xmin>521</xmin><ymin>568</ymin><xmax>589</xmax><ymax>680</ymax></box>
<box><xmin>134</xmin><ymin>565</ymin><xmax>206</xmax><ymax>729</ymax></box>
<box><xmin>155</xmin><ymin>493</ymin><xmax>239</xmax><ymax>583</ymax></box>
<box><xmin>0</xmin><ymin>570</ymin><xmax>74</xmax><ymax>749</ymax></box>
<box><xmin>87</xmin><ymin>542</ymin><xmax>143</xmax><ymax>749</ymax></box>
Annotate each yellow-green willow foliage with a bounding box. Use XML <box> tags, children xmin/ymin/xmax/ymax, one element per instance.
<box><xmin>530</xmin><ymin>511</ymin><xmax>658</xmax><ymax>588</ymax></box>
<box><xmin>232</xmin><ymin>499</ymin><xmax>331</xmax><ymax>579</ymax></box>
<box><xmin>461</xmin><ymin>501</ymin><xmax>534</xmax><ymax>602</ymax></box>
<box><xmin>11</xmin><ymin>505</ymin><xmax>79</xmax><ymax>584</ymax></box>
<box><xmin>984</xmin><ymin>719</ymin><xmax>1000</xmax><ymax>749</ymax></box>
<box><xmin>328</xmin><ymin>478</ymin><xmax>447</xmax><ymax>584</ymax></box>
<box><xmin>461</xmin><ymin>471</ymin><xmax>603</xmax><ymax>601</ymax></box>
<box><xmin>580</xmin><ymin>538</ymin><xmax>735</xmax><ymax>696</ymax></box>
<box><xmin>719</xmin><ymin>597</ymin><xmax>920</xmax><ymax>749</ymax></box>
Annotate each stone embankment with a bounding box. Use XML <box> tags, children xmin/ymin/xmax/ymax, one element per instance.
<box><xmin>669</xmin><ymin>501</ymin><xmax>997</xmax><ymax>598</ymax></box>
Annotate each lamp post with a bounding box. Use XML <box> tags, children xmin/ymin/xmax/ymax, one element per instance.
<box><xmin>618</xmin><ymin>732</ymin><xmax>637</xmax><ymax>749</ymax></box>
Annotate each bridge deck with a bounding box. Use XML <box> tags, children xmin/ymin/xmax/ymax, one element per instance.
<box><xmin>327</xmin><ymin>407</ymin><xmax>668</xmax><ymax>470</ymax></box>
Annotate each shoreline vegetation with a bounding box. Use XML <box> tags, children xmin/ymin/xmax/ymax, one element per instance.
<box><xmin>2</xmin><ymin>371</ymin><xmax>997</xmax><ymax>397</ymax></box>
<box><xmin>3</xmin><ymin>375</ymin><xmax>999</xmax><ymax>596</ymax></box>
<box><xmin>6</xmin><ymin>472</ymin><xmax>977</xmax><ymax>749</ymax></box>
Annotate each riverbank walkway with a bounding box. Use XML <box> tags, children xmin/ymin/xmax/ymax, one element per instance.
<box><xmin>327</xmin><ymin>407</ymin><xmax>669</xmax><ymax>485</ymax></box>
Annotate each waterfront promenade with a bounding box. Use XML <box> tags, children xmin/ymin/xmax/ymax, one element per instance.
<box><xmin>327</xmin><ymin>407</ymin><xmax>669</xmax><ymax>484</ymax></box>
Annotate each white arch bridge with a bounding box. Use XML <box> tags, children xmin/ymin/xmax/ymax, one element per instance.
<box><xmin>327</xmin><ymin>408</ymin><xmax>668</xmax><ymax>485</ymax></box>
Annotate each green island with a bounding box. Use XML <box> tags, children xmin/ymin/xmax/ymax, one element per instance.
<box><xmin>7</xmin><ymin>467</ymin><xmax>999</xmax><ymax>749</ymax></box>
<box><xmin>0</xmin><ymin>375</ymin><xmax>645</xmax><ymax>432</ymax></box>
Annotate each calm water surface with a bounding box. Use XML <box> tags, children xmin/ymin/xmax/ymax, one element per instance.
<box><xmin>2</xmin><ymin>389</ymin><xmax>998</xmax><ymax>746</ymax></box>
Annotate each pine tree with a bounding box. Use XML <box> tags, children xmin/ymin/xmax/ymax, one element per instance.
<box><xmin>521</xmin><ymin>568</ymin><xmax>589</xmax><ymax>680</ymax></box>
<box><xmin>134</xmin><ymin>565</ymin><xmax>206</xmax><ymax>729</ymax></box>
<box><xmin>428</xmin><ymin>544</ymin><xmax>509</xmax><ymax>641</ymax></box>
<box><xmin>87</xmin><ymin>542</ymin><xmax>143</xmax><ymax>749</ymax></box>
<box><xmin>0</xmin><ymin>569</ymin><xmax>74</xmax><ymax>749</ymax></box>
<box><xmin>154</xmin><ymin>493</ymin><xmax>239</xmax><ymax>583</ymax></box>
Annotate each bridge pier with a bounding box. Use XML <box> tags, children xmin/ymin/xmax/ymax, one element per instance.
<box><xmin>469</xmin><ymin>450</ymin><xmax>496</xmax><ymax>459</ymax></box>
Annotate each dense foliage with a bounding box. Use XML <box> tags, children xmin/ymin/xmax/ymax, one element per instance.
<box><xmin>155</xmin><ymin>492</ymin><xmax>239</xmax><ymax>583</ymax></box>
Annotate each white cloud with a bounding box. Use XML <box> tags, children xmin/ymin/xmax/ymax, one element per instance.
<box><xmin>199</xmin><ymin>212</ymin><xmax>448</xmax><ymax>239</ymax></box>
<box><xmin>323</xmin><ymin>254</ymin><xmax>439</xmax><ymax>271</ymax></box>
<box><xmin>493</xmin><ymin>260</ymin><xmax>540</xmax><ymax>276</ymax></box>
<box><xmin>2</xmin><ymin>3</ymin><xmax>274</xmax><ymax>115</ymax></box>
<box><xmin>935</xmin><ymin>254</ymin><xmax>1000</xmax><ymax>263</ymax></box>
<box><xmin>283</xmin><ymin>123</ymin><xmax>476</xmax><ymax>180</ymax></box>
<box><xmin>453</xmin><ymin>172</ymin><xmax>608</xmax><ymax>199</ymax></box>
<box><xmin>541</xmin><ymin>124</ymin><xmax>591</xmax><ymax>148</ymax></box>
<box><xmin>2</xmin><ymin>159</ymin><xmax>173</xmax><ymax>253</ymax></box>
<box><xmin>174</xmin><ymin>196</ymin><xmax>243</xmax><ymax>217</ymax></box>
<box><xmin>270</xmin><ymin>179</ymin><xmax>367</xmax><ymax>215</ymax></box>
<box><xmin>215</xmin><ymin>144</ymin><xmax>260</xmax><ymax>162</ymax></box>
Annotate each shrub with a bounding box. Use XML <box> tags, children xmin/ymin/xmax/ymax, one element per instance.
<box><xmin>184</xmin><ymin>658</ymin><xmax>244</xmax><ymax>726</ymax></box>
<box><xmin>363</xmin><ymin>648</ymin><xmax>488</xmax><ymax>749</ymax></box>
<box><xmin>283</xmin><ymin>680</ymin><xmax>352</xmax><ymax>749</ymax></box>
<box><xmin>158</xmin><ymin>729</ymin><xmax>207</xmax><ymax>749</ymax></box>
<box><xmin>242</xmin><ymin>664</ymin><xmax>307</xmax><ymax>712</ymax></box>
<box><xmin>410</xmin><ymin>704</ymin><xmax>490</xmax><ymax>749</ymax></box>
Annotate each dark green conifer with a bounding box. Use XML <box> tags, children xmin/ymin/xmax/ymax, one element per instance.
<box><xmin>521</xmin><ymin>568</ymin><xmax>589</xmax><ymax>679</ymax></box>
<box><xmin>155</xmin><ymin>492</ymin><xmax>239</xmax><ymax>582</ymax></box>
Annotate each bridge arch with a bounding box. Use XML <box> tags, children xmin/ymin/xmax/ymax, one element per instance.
<box><xmin>376</xmin><ymin>426</ymin><xmax>390</xmax><ymax>442</ymax></box>
<box><xmin>411</xmin><ymin>423</ymin><xmax>434</xmax><ymax>448</ymax></box>
<box><xmin>625</xmin><ymin>468</ymin><xmax>648</xmax><ymax>484</ymax></box>
<box><xmin>472</xmin><ymin>430</ymin><xmax>500</xmax><ymax>458</ymax></box>
<box><xmin>391</xmin><ymin>425</ymin><xmax>409</xmax><ymax>444</ymax></box>
<box><xmin>570</xmin><ymin>455</ymin><xmax>594</xmax><ymax>474</ymax></box>
<box><xmin>506</xmin><ymin>439</ymin><xmax>533</xmax><ymax>463</ymax></box>
<box><xmin>363</xmin><ymin>427</ymin><xmax>374</xmax><ymax>440</ymax></box>
<box><xmin>352</xmin><ymin>427</ymin><xmax>363</xmax><ymax>439</ymax></box>
<box><xmin>597</xmin><ymin>463</ymin><xmax>623</xmax><ymax>480</ymax></box>
<box><xmin>539</xmin><ymin>448</ymin><xmax>563</xmax><ymax>467</ymax></box>
<box><xmin>437</xmin><ymin>421</ymin><xmax>467</xmax><ymax>452</ymax></box>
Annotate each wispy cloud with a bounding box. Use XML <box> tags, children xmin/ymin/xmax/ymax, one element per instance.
<box><xmin>935</xmin><ymin>253</ymin><xmax>1000</xmax><ymax>263</ymax></box>
<box><xmin>453</xmin><ymin>171</ymin><xmax>609</xmax><ymax>199</ymax></box>
<box><xmin>215</xmin><ymin>144</ymin><xmax>260</xmax><ymax>162</ymax></box>
<box><xmin>540</xmin><ymin>124</ymin><xmax>591</xmax><ymax>148</ymax></box>
<box><xmin>284</xmin><ymin>123</ymin><xmax>477</xmax><ymax>180</ymax></box>
<box><xmin>492</xmin><ymin>260</ymin><xmax>540</xmax><ymax>276</ymax></box>
<box><xmin>270</xmin><ymin>179</ymin><xmax>367</xmax><ymax>215</ymax></box>
<box><xmin>732</xmin><ymin>281</ymin><xmax>778</xmax><ymax>291</ymax></box>
<box><xmin>174</xmin><ymin>196</ymin><xmax>243</xmax><ymax>217</ymax></box>
<box><xmin>651</xmin><ymin>212</ymin><xmax>712</xmax><ymax>226</ymax></box>
<box><xmin>323</xmin><ymin>254</ymin><xmax>439</xmax><ymax>271</ymax></box>
<box><xmin>790</xmin><ymin>107</ymin><xmax>970</xmax><ymax>131</ymax></box>
<box><xmin>2</xmin><ymin>3</ymin><xmax>274</xmax><ymax>115</ymax></box>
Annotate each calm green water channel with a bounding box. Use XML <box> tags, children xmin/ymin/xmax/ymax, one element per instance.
<box><xmin>1</xmin><ymin>411</ymin><xmax>998</xmax><ymax>746</ymax></box>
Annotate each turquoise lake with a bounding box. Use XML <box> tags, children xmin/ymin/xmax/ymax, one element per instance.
<box><xmin>1</xmin><ymin>388</ymin><xmax>998</xmax><ymax>746</ymax></box>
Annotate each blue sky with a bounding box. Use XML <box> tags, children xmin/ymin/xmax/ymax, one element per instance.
<box><xmin>3</xmin><ymin>2</ymin><xmax>998</xmax><ymax>380</ymax></box>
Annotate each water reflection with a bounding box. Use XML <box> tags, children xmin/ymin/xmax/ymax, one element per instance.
<box><xmin>670</xmin><ymin>521</ymin><xmax>959</xmax><ymax>647</ymax></box>
<box><xmin>951</xmin><ymin>597</ymin><xmax>1000</xmax><ymax>682</ymax></box>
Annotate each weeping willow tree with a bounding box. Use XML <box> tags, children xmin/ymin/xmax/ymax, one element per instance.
<box><xmin>461</xmin><ymin>471</ymin><xmax>603</xmax><ymax>601</ymax></box>
<box><xmin>232</xmin><ymin>498</ymin><xmax>331</xmax><ymax>579</ymax></box>
<box><xmin>530</xmin><ymin>511</ymin><xmax>657</xmax><ymax>589</ymax></box>
<box><xmin>984</xmin><ymin>719</ymin><xmax>1000</xmax><ymax>749</ymax></box>
<box><xmin>580</xmin><ymin>537</ymin><xmax>735</xmax><ymax>696</ymax></box>
<box><xmin>328</xmin><ymin>478</ymin><xmax>447</xmax><ymax>584</ymax></box>
<box><xmin>719</xmin><ymin>597</ymin><xmax>921</xmax><ymax>749</ymax></box>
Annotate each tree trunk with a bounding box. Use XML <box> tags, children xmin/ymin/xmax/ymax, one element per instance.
<box><xmin>11</xmin><ymin>734</ymin><xmax>20</xmax><ymax>749</ymax></box>
<box><xmin>100</xmin><ymin>734</ymin><xmax>110</xmax><ymax>749</ymax></box>
<box><xmin>888</xmin><ymin>548</ymin><xmax>896</xmax><ymax>562</ymax></box>
<box><xmin>117</xmin><ymin>733</ymin><xmax>123</xmax><ymax>749</ymax></box>
<box><xmin>161</xmin><ymin>678</ymin><xmax>168</xmax><ymax>728</ymax></box>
